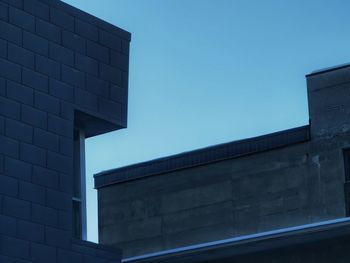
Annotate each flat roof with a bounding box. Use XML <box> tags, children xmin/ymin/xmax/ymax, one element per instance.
<box><xmin>94</xmin><ymin>125</ymin><xmax>310</xmax><ymax>189</ymax></box>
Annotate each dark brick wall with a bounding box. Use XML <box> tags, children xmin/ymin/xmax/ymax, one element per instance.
<box><xmin>0</xmin><ymin>0</ymin><xmax>130</xmax><ymax>262</ymax></box>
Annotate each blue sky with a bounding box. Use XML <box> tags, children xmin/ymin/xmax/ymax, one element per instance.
<box><xmin>63</xmin><ymin>0</ymin><xmax>350</xmax><ymax>242</ymax></box>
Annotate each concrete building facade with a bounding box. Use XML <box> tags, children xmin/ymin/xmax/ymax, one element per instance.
<box><xmin>95</xmin><ymin>65</ymin><xmax>350</xmax><ymax>261</ymax></box>
<box><xmin>2</xmin><ymin>0</ymin><xmax>349</xmax><ymax>261</ymax></box>
<box><xmin>0</xmin><ymin>0</ymin><xmax>130</xmax><ymax>262</ymax></box>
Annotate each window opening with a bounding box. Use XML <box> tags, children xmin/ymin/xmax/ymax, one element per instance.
<box><xmin>73</xmin><ymin>128</ymin><xmax>87</xmax><ymax>240</ymax></box>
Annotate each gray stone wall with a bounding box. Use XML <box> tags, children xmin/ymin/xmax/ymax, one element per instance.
<box><xmin>97</xmin><ymin>67</ymin><xmax>350</xmax><ymax>258</ymax></box>
<box><xmin>0</xmin><ymin>0</ymin><xmax>130</xmax><ymax>262</ymax></box>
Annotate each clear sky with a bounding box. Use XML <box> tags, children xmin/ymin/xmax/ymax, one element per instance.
<box><xmin>62</xmin><ymin>0</ymin><xmax>350</xmax><ymax>243</ymax></box>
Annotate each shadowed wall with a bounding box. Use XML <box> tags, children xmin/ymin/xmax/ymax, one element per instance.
<box><xmin>0</xmin><ymin>0</ymin><xmax>130</xmax><ymax>262</ymax></box>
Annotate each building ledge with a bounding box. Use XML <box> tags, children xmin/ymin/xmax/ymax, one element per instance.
<box><xmin>71</xmin><ymin>238</ymin><xmax>122</xmax><ymax>260</ymax></box>
<box><xmin>94</xmin><ymin>125</ymin><xmax>310</xmax><ymax>188</ymax></box>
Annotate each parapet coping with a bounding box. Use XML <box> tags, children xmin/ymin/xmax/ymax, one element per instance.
<box><xmin>121</xmin><ymin>217</ymin><xmax>350</xmax><ymax>263</ymax></box>
<box><xmin>40</xmin><ymin>0</ymin><xmax>131</xmax><ymax>41</ymax></box>
<box><xmin>94</xmin><ymin>125</ymin><xmax>310</xmax><ymax>189</ymax></box>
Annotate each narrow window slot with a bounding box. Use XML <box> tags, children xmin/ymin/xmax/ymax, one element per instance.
<box><xmin>73</xmin><ymin>128</ymin><xmax>87</xmax><ymax>240</ymax></box>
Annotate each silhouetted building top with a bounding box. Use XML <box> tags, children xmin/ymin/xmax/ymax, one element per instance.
<box><xmin>95</xmin><ymin>64</ymin><xmax>350</xmax><ymax>262</ymax></box>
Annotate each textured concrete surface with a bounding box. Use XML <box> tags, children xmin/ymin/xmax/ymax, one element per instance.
<box><xmin>0</xmin><ymin>0</ymin><xmax>130</xmax><ymax>262</ymax></box>
<box><xmin>95</xmin><ymin>125</ymin><xmax>310</xmax><ymax>188</ymax></box>
<box><xmin>97</xmin><ymin>66</ymin><xmax>350</xmax><ymax>258</ymax></box>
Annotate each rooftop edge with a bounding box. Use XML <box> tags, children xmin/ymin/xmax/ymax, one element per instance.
<box><xmin>39</xmin><ymin>0</ymin><xmax>131</xmax><ymax>41</ymax></box>
<box><xmin>306</xmin><ymin>63</ymin><xmax>350</xmax><ymax>77</ymax></box>
<box><xmin>94</xmin><ymin>125</ymin><xmax>310</xmax><ymax>189</ymax></box>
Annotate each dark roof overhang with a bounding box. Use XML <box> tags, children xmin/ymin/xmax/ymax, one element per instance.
<box><xmin>121</xmin><ymin>218</ymin><xmax>350</xmax><ymax>263</ymax></box>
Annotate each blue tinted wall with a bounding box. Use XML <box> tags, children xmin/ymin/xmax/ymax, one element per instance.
<box><xmin>0</xmin><ymin>0</ymin><xmax>130</xmax><ymax>262</ymax></box>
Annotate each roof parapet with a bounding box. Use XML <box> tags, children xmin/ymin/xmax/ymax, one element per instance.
<box><xmin>94</xmin><ymin>125</ymin><xmax>310</xmax><ymax>188</ymax></box>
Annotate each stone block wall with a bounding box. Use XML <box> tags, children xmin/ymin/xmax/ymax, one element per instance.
<box><xmin>0</xmin><ymin>0</ymin><xmax>130</xmax><ymax>262</ymax></box>
<box><xmin>99</xmin><ymin>139</ymin><xmax>347</xmax><ymax>257</ymax></box>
